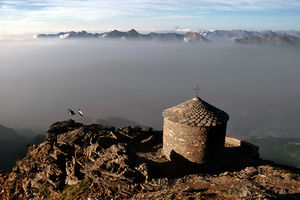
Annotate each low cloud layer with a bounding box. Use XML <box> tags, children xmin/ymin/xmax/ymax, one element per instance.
<box><xmin>0</xmin><ymin>40</ymin><xmax>299</xmax><ymax>138</ymax></box>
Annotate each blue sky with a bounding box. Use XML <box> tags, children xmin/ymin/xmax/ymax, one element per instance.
<box><xmin>0</xmin><ymin>0</ymin><xmax>300</xmax><ymax>34</ymax></box>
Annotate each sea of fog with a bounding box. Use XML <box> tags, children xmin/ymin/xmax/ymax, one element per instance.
<box><xmin>0</xmin><ymin>39</ymin><xmax>300</xmax><ymax>138</ymax></box>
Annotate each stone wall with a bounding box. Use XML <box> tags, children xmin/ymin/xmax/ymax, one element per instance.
<box><xmin>225</xmin><ymin>136</ymin><xmax>259</xmax><ymax>158</ymax></box>
<box><xmin>225</xmin><ymin>136</ymin><xmax>242</xmax><ymax>147</ymax></box>
<box><xmin>163</xmin><ymin>118</ymin><xmax>226</xmax><ymax>164</ymax></box>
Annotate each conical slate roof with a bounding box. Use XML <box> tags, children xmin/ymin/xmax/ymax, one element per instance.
<box><xmin>163</xmin><ymin>97</ymin><xmax>229</xmax><ymax>127</ymax></box>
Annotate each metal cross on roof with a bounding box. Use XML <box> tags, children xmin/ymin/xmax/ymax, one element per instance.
<box><xmin>194</xmin><ymin>85</ymin><xmax>201</xmax><ymax>97</ymax></box>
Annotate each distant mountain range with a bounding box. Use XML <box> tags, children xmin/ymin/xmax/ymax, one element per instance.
<box><xmin>35</xmin><ymin>29</ymin><xmax>300</xmax><ymax>46</ymax></box>
<box><xmin>36</xmin><ymin>29</ymin><xmax>208</xmax><ymax>42</ymax></box>
<box><xmin>235</xmin><ymin>34</ymin><xmax>300</xmax><ymax>47</ymax></box>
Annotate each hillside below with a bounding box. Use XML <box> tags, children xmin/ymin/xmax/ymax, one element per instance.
<box><xmin>1</xmin><ymin>120</ymin><xmax>300</xmax><ymax>199</ymax></box>
<box><xmin>247</xmin><ymin>136</ymin><xmax>300</xmax><ymax>168</ymax></box>
<box><xmin>0</xmin><ymin>125</ymin><xmax>29</xmax><ymax>169</ymax></box>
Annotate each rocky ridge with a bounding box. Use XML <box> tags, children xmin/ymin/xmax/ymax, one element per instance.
<box><xmin>0</xmin><ymin>120</ymin><xmax>300</xmax><ymax>199</ymax></box>
<box><xmin>36</xmin><ymin>29</ymin><xmax>208</xmax><ymax>42</ymax></box>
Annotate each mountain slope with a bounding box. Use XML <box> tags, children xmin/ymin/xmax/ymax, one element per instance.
<box><xmin>235</xmin><ymin>34</ymin><xmax>300</xmax><ymax>46</ymax></box>
<box><xmin>1</xmin><ymin>120</ymin><xmax>300</xmax><ymax>199</ymax></box>
<box><xmin>184</xmin><ymin>32</ymin><xmax>210</xmax><ymax>42</ymax></box>
<box><xmin>0</xmin><ymin>124</ymin><xmax>20</xmax><ymax>140</ymax></box>
<box><xmin>204</xmin><ymin>30</ymin><xmax>259</xmax><ymax>41</ymax></box>
<box><xmin>247</xmin><ymin>136</ymin><xmax>300</xmax><ymax>168</ymax></box>
<box><xmin>0</xmin><ymin>124</ymin><xmax>29</xmax><ymax>169</ymax></box>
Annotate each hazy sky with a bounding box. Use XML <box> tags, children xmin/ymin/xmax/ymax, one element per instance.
<box><xmin>0</xmin><ymin>0</ymin><xmax>300</xmax><ymax>35</ymax></box>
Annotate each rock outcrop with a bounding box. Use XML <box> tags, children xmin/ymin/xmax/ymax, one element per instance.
<box><xmin>0</xmin><ymin>120</ymin><xmax>300</xmax><ymax>200</ymax></box>
<box><xmin>184</xmin><ymin>32</ymin><xmax>210</xmax><ymax>42</ymax></box>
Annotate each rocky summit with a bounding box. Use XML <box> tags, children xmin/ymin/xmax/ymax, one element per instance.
<box><xmin>1</xmin><ymin>120</ymin><xmax>300</xmax><ymax>200</ymax></box>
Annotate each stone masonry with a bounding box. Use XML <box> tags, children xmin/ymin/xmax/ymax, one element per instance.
<box><xmin>162</xmin><ymin>97</ymin><xmax>229</xmax><ymax>164</ymax></box>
